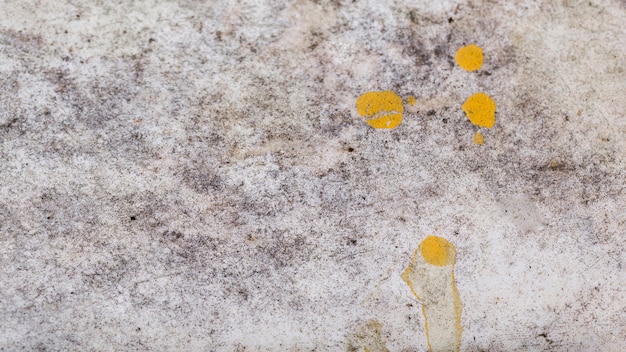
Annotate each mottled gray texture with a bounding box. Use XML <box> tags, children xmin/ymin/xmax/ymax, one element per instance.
<box><xmin>1</xmin><ymin>0</ymin><xmax>625</xmax><ymax>350</ymax></box>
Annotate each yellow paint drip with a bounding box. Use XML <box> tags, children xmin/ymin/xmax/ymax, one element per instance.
<box><xmin>402</xmin><ymin>236</ymin><xmax>462</xmax><ymax>352</ymax></box>
<box><xmin>406</xmin><ymin>95</ymin><xmax>417</xmax><ymax>106</ymax></box>
<box><xmin>455</xmin><ymin>44</ymin><xmax>484</xmax><ymax>71</ymax></box>
<box><xmin>356</xmin><ymin>91</ymin><xmax>404</xmax><ymax>129</ymax></box>
<box><xmin>473</xmin><ymin>131</ymin><xmax>484</xmax><ymax>145</ymax></box>
<box><xmin>462</xmin><ymin>92</ymin><xmax>496</xmax><ymax>128</ymax></box>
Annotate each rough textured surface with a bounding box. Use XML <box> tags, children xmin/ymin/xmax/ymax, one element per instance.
<box><xmin>1</xmin><ymin>0</ymin><xmax>625</xmax><ymax>350</ymax></box>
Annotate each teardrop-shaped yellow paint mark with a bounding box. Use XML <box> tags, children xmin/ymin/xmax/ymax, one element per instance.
<box><xmin>356</xmin><ymin>91</ymin><xmax>404</xmax><ymax>129</ymax></box>
<box><xmin>462</xmin><ymin>92</ymin><xmax>496</xmax><ymax>128</ymax></box>
<box><xmin>455</xmin><ymin>44</ymin><xmax>484</xmax><ymax>72</ymax></box>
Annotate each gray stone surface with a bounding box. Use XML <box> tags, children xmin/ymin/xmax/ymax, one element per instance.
<box><xmin>1</xmin><ymin>0</ymin><xmax>625</xmax><ymax>350</ymax></box>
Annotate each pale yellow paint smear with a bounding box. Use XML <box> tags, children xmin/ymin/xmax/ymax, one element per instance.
<box><xmin>346</xmin><ymin>319</ymin><xmax>390</xmax><ymax>352</ymax></box>
<box><xmin>462</xmin><ymin>92</ymin><xmax>496</xmax><ymax>128</ymax></box>
<box><xmin>473</xmin><ymin>131</ymin><xmax>484</xmax><ymax>145</ymax></box>
<box><xmin>455</xmin><ymin>44</ymin><xmax>484</xmax><ymax>71</ymax></box>
<box><xmin>356</xmin><ymin>91</ymin><xmax>404</xmax><ymax>129</ymax></box>
<box><xmin>402</xmin><ymin>236</ymin><xmax>462</xmax><ymax>352</ymax></box>
<box><xmin>406</xmin><ymin>95</ymin><xmax>417</xmax><ymax>106</ymax></box>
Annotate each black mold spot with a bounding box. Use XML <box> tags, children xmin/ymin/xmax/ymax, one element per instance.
<box><xmin>319</xmin><ymin>107</ymin><xmax>353</xmax><ymax>137</ymax></box>
<box><xmin>164</xmin><ymin>230</ymin><xmax>184</xmax><ymax>240</ymax></box>
<box><xmin>395</xmin><ymin>28</ymin><xmax>430</xmax><ymax>65</ymax></box>
<box><xmin>182</xmin><ymin>164</ymin><xmax>224</xmax><ymax>194</ymax></box>
<box><xmin>407</xmin><ymin>9</ymin><xmax>421</xmax><ymax>25</ymax></box>
<box><xmin>1</xmin><ymin>117</ymin><xmax>19</xmax><ymax>129</ymax></box>
<box><xmin>82</xmin><ymin>254</ymin><xmax>139</xmax><ymax>289</ymax></box>
<box><xmin>538</xmin><ymin>333</ymin><xmax>554</xmax><ymax>345</ymax></box>
<box><xmin>249</xmin><ymin>230</ymin><xmax>313</xmax><ymax>270</ymax></box>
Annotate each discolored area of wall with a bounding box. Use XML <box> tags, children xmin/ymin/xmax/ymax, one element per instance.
<box><xmin>0</xmin><ymin>0</ymin><xmax>625</xmax><ymax>350</ymax></box>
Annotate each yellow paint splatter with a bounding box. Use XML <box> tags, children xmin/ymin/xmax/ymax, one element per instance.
<box><xmin>473</xmin><ymin>131</ymin><xmax>484</xmax><ymax>145</ymax></box>
<box><xmin>455</xmin><ymin>44</ymin><xmax>484</xmax><ymax>72</ymax></box>
<box><xmin>462</xmin><ymin>92</ymin><xmax>496</xmax><ymax>128</ymax></box>
<box><xmin>402</xmin><ymin>236</ymin><xmax>462</xmax><ymax>352</ymax></box>
<box><xmin>356</xmin><ymin>91</ymin><xmax>403</xmax><ymax>129</ymax></box>
<box><xmin>406</xmin><ymin>95</ymin><xmax>417</xmax><ymax>106</ymax></box>
<box><xmin>420</xmin><ymin>236</ymin><xmax>456</xmax><ymax>267</ymax></box>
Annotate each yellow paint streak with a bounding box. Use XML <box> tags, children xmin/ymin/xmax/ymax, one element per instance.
<box><xmin>356</xmin><ymin>91</ymin><xmax>404</xmax><ymax>129</ymax></box>
<box><xmin>422</xmin><ymin>305</ymin><xmax>431</xmax><ymax>352</ymax></box>
<box><xmin>420</xmin><ymin>236</ymin><xmax>455</xmax><ymax>267</ymax></box>
<box><xmin>451</xmin><ymin>272</ymin><xmax>463</xmax><ymax>352</ymax></box>
<box><xmin>473</xmin><ymin>131</ymin><xmax>484</xmax><ymax>145</ymax></box>
<box><xmin>406</xmin><ymin>95</ymin><xmax>417</xmax><ymax>106</ymax></box>
<box><xmin>401</xmin><ymin>248</ymin><xmax>424</xmax><ymax>301</ymax></box>
<box><xmin>455</xmin><ymin>44</ymin><xmax>484</xmax><ymax>71</ymax></box>
<box><xmin>462</xmin><ymin>92</ymin><xmax>496</xmax><ymax>128</ymax></box>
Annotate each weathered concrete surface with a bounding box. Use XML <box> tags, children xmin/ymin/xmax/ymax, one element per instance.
<box><xmin>1</xmin><ymin>0</ymin><xmax>625</xmax><ymax>350</ymax></box>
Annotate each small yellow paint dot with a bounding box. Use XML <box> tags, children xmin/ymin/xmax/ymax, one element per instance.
<box><xmin>473</xmin><ymin>131</ymin><xmax>484</xmax><ymax>145</ymax></box>
<box><xmin>455</xmin><ymin>44</ymin><xmax>484</xmax><ymax>72</ymax></box>
<box><xmin>420</xmin><ymin>236</ymin><xmax>456</xmax><ymax>267</ymax></box>
<box><xmin>462</xmin><ymin>92</ymin><xmax>496</xmax><ymax>128</ymax></box>
<box><xmin>356</xmin><ymin>90</ymin><xmax>404</xmax><ymax>129</ymax></box>
<box><xmin>406</xmin><ymin>95</ymin><xmax>416</xmax><ymax>106</ymax></box>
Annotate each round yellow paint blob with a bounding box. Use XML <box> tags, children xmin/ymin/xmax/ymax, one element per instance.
<box><xmin>473</xmin><ymin>131</ymin><xmax>484</xmax><ymax>145</ymax></box>
<box><xmin>356</xmin><ymin>91</ymin><xmax>404</xmax><ymax>129</ymax></box>
<box><xmin>420</xmin><ymin>236</ymin><xmax>456</xmax><ymax>267</ymax></box>
<box><xmin>455</xmin><ymin>44</ymin><xmax>484</xmax><ymax>72</ymax></box>
<box><xmin>406</xmin><ymin>95</ymin><xmax>416</xmax><ymax>106</ymax></box>
<box><xmin>462</xmin><ymin>92</ymin><xmax>496</xmax><ymax>128</ymax></box>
